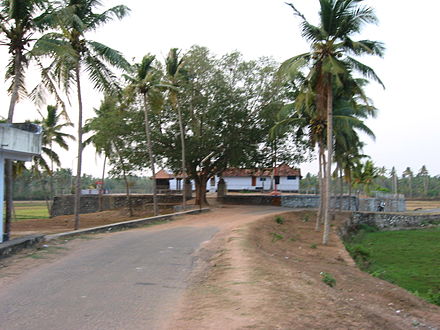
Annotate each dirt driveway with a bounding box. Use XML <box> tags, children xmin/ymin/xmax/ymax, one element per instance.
<box><xmin>3</xmin><ymin>205</ymin><xmax>440</xmax><ymax>329</ymax></box>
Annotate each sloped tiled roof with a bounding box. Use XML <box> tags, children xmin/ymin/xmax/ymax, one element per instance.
<box><xmin>222</xmin><ymin>164</ymin><xmax>301</xmax><ymax>177</ymax></box>
<box><xmin>155</xmin><ymin>169</ymin><xmax>173</xmax><ymax>179</ymax></box>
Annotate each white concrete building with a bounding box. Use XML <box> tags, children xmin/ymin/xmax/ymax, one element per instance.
<box><xmin>155</xmin><ymin>164</ymin><xmax>301</xmax><ymax>193</ymax></box>
<box><xmin>0</xmin><ymin>124</ymin><xmax>42</xmax><ymax>242</ymax></box>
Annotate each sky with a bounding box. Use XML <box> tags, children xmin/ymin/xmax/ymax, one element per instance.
<box><xmin>1</xmin><ymin>0</ymin><xmax>439</xmax><ymax>177</ymax></box>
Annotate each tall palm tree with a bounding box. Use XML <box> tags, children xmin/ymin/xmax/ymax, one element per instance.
<box><xmin>0</xmin><ymin>0</ymin><xmax>51</xmax><ymax>240</ymax></box>
<box><xmin>40</xmin><ymin>0</ymin><xmax>130</xmax><ymax>230</ymax></box>
<box><xmin>31</xmin><ymin>105</ymin><xmax>74</xmax><ymax>214</ymax></box>
<box><xmin>390</xmin><ymin>166</ymin><xmax>398</xmax><ymax>196</ymax></box>
<box><xmin>403</xmin><ymin>167</ymin><xmax>414</xmax><ymax>198</ymax></box>
<box><xmin>418</xmin><ymin>165</ymin><xmax>429</xmax><ymax>197</ymax></box>
<box><xmin>281</xmin><ymin>0</ymin><xmax>384</xmax><ymax>244</ymax></box>
<box><xmin>164</xmin><ymin>48</ymin><xmax>188</xmax><ymax>209</ymax></box>
<box><xmin>36</xmin><ymin>105</ymin><xmax>74</xmax><ymax>188</ymax></box>
<box><xmin>124</xmin><ymin>55</ymin><xmax>164</xmax><ymax>216</ymax></box>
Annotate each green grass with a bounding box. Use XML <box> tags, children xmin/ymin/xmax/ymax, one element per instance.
<box><xmin>4</xmin><ymin>201</ymin><xmax>50</xmax><ymax>221</ymax></box>
<box><xmin>346</xmin><ymin>228</ymin><xmax>440</xmax><ymax>304</ymax></box>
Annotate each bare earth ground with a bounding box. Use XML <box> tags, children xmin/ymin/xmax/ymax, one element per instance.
<box><xmin>10</xmin><ymin>207</ymin><xmax>174</xmax><ymax>238</ymax></box>
<box><xmin>169</xmin><ymin>209</ymin><xmax>440</xmax><ymax>329</ymax></box>
<box><xmin>3</xmin><ymin>204</ymin><xmax>440</xmax><ymax>329</ymax></box>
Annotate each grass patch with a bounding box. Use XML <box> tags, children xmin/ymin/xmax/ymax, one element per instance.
<box><xmin>9</xmin><ymin>201</ymin><xmax>49</xmax><ymax>221</ymax></box>
<box><xmin>346</xmin><ymin>228</ymin><xmax>440</xmax><ymax>305</ymax></box>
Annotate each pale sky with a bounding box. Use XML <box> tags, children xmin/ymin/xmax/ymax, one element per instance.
<box><xmin>1</xmin><ymin>0</ymin><xmax>439</xmax><ymax>177</ymax></box>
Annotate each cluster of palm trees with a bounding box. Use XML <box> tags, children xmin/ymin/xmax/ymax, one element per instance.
<box><xmin>278</xmin><ymin>0</ymin><xmax>384</xmax><ymax>244</ymax></box>
<box><xmin>1</xmin><ymin>0</ymin><xmax>130</xmax><ymax>238</ymax></box>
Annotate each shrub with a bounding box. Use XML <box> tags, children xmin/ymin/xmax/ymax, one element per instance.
<box><xmin>275</xmin><ymin>215</ymin><xmax>285</xmax><ymax>225</ymax></box>
<box><xmin>320</xmin><ymin>272</ymin><xmax>336</xmax><ymax>287</ymax></box>
<box><xmin>427</xmin><ymin>290</ymin><xmax>440</xmax><ymax>306</ymax></box>
<box><xmin>270</xmin><ymin>232</ymin><xmax>283</xmax><ymax>242</ymax></box>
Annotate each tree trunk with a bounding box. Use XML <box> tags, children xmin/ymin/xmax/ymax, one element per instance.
<box><xmin>122</xmin><ymin>166</ymin><xmax>133</xmax><ymax>217</ymax></box>
<box><xmin>177</xmin><ymin>103</ymin><xmax>187</xmax><ymax>210</ymax></box>
<box><xmin>74</xmin><ymin>64</ymin><xmax>83</xmax><ymax>230</ymax></box>
<box><xmin>49</xmin><ymin>142</ymin><xmax>54</xmax><ymax>217</ymax></box>
<box><xmin>4</xmin><ymin>52</ymin><xmax>23</xmax><ymax>241</ymax></box>
<box><xmin>348</xmin><ymin>177</ymin><xmax>352</xmax><ymax>211</ymax></box>
<box><xmin>339</xmin><ymin>168</ymin><xmax>343</xmax><ymax>212</ymax></box>
<box><xmin>323</xmin><ymin>80</ymin><xmax>333</xmax><ymax>245</ymax></box>
<box><xmin>98</xmin><ymin>154</ymin><xmax>107</xmax><ymax>212</ymax></box>
<box><xmin>195</xmin><ymin>175</ymin><xmax>208</xmax><ymax>206</ymax></box>
<box><xmin>315</xmin><ymin>145</ymin><xmax>323</xmax><ymax>231</ymax></box>
<box><xmin>142</xmin><ymin>94</ymin><xmax>159</xmax><ymax>216</ymax></box>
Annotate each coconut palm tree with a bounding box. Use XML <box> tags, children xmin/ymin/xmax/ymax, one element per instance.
<box><xmin>39</xmin><ymin>0</ymin><xmax>130</xmax><ymax>230</ymax></box>
<box><xmin>124</xmin><ymin>55</ymin><xmax>164</xmax><ymax>216</ymax></box>
<box><xmin>30</xmin><ymin>105</ymin><xmax>74</xmax><ymax>214</ymax></box>
<box><xmin>390</xmin><ymin>166</ymin><xmax>398</xmax><ymax>196</ymax></box>
<box><xmin>164</xmin><ymin>48</ymin><xmax>188</xmax><ymax>208</ymax></box>
<box><xmin>403</xmin><ymin>167</ymin><xmax>414</xmax><ymax>198</ymax></box>
<box><xmin>280</xmin><ymin>0</ymin><xmax>384</xmax><ymax>244</ymax></box>
<box><xmin>418</xmin><ymin>165</ymin><xmax>429</xmax><ymax>197</ymax></box>
<box><xmin>0</xmin><ymin>0</ymin><xmax>52</xmax><ymax>240</ymax></box>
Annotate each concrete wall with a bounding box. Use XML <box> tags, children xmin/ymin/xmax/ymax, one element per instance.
<box><xmin>51</xmin><ymin>194</ymin><xmax>185</xmax><ymax>217</ymax></box>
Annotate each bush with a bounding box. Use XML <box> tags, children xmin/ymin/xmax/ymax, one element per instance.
<box><xmin>320</xmin><ymin>272</ymin><xmax>336</xmax><ymax>287</ymax></box>
<box><xmin>270</xmin><ymin>232</ymin><xmax>283</xmax><ymax>242</ymax></box>
<box><xmin>427</xmin><ymin>289</ymin><xmax>440</xmax><ymax>306</ymax></box>
<box><xmin>275</xmin><ymin>215</ymin><xmax>284</xmax><ymax>225</ymax></box>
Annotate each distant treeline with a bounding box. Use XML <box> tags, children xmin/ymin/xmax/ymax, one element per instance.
<box><xmin>300</xmin><ymin>167</ymin><xmax>440</xmax><ymax>199</ymax></box>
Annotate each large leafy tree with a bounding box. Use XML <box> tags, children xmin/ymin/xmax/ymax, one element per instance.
<box><xmin>281</xmin><ymin>0</ymin><xmax>384</xmax><ymax>244</ymax></box>
<box><xmin>155</xmin><ymin>47</ymin><xmax>303</xmax><ymax>205</ymax></box>
<box><xmin>40</xmin><ymin>0</ymin><xmax>130</xmax><ymax>230</ymax></box>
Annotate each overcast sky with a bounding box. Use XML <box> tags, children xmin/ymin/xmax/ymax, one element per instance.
<box><xmin>1</xmin><ymin>0</ymin><xmax>439</xmax><ymax>177</ymax></box>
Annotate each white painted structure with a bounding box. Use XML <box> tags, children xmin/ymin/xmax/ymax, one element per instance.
<box><xmin>160</xmin><ymin>164</ymin><xmax>301</xmax><ymax>192</ymax></box>
<box><xmin>0</xmin><ymin>124</ymin><xmax>42</xmax><ymax>243</ymax></box>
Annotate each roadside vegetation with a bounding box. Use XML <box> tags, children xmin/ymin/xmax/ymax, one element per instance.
<box><xmin>346</xmin><ymin>226</ymin><xmax>440</xmax><ymax>306</ymax></box>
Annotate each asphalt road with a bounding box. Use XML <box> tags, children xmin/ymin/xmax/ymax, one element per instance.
<box><xmin>0</xmin><ymin>226</ymin><xmax>218</xmax><ymax>330</ymax></box>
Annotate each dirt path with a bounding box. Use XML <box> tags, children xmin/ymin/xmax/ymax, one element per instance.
<box><xmin>169</xmin><ymin>210</ymin><xmax>440</xmax><ymax>329</ymax></box>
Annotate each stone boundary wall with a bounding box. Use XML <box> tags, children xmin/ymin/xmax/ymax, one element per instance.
<box><xmin>51</xmin><ymin>194</ymin><xmax>185</xmax><ymax>217</ymax></box>
<box><xmin>351</xmin><ymin>212</ymin><xmax>440</xmax><ymax>230</ymax></box>
<box><xmin>219</xmin><ymin>194</ymin><xmax>405</xmax><ymax>212</ymax></box>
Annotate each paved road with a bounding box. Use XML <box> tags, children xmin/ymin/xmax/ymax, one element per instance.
<box><xmin>0</xmin><ymin>226</ymin><xmax>218</xmax><ymax>330</ymax></box>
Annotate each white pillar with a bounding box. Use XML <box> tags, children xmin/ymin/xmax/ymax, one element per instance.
<box><xmin>0</xmin><ymin>153</ymin><xmax>4</xmax><ymax>243</ymax></box>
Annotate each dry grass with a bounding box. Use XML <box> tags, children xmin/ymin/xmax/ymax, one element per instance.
<box><xmin>406</xmin><ymin>200</ymin><xmax>440</xmax><ymax>211</ymax></box>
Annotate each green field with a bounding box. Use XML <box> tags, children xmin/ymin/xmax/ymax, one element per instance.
<box><xmin>3</xmin><ymin>201</ymin><xmax>50</xmax><ymax>221</ymax></box>
<box><xmin>346</xmin><ymin>227</ymin><xmax>440</xmax><ymax>305</ymax></box>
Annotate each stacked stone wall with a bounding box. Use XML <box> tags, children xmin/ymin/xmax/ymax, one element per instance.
<box><xmin>51</xmin><ymin>194</ymin><xmax>185</xmax><ymax>216</ymax></box>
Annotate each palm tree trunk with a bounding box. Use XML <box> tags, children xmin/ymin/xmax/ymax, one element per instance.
<box><xmin>74</xmin><ymin>64</ymin><xmax>83</xmax><ymax>230</ymax></box>
<box><xmin>316</xmin><ymin>145</ymin><xmax>323</xmax><ymax>231</ymax></box>
<box><xmin>142</xmin><ymin>94</ymin><xmax>159</xmax><ymax>216</ymax></box>
<box><xmin>348</xmin><ymin>177</ymin><xmax>352</xmax><ymax>210</ymax></box>
<box><xmin>49</xmin><ymin>142</ymin><xmax>54</xmax><ymax>216</ymax></box>
<box><xmin>177</xmin><ymin>103</ymin><xmax>187</xmax><ymax>210</ymax></box>
<box><xmin>339</xmin><ymin>168</ymin><xmax>343</xmax><ymax>211</ymax></box>
<box><xmin>4</xmin><ymin>52</ymin><xmax>23</xmax><ymax>241</ymax></box>
<box><xmin>323</xmin><ymin>80</ymin><xmax>333</xmax><ymax>245</ymax></box>
<box><xmin>98</xmin><ymin>154</ymin><xmax>107</xmax><ymax>212</ymax></box>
